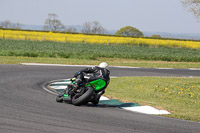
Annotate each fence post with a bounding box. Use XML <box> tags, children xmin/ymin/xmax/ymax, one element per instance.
<box><xmin>84</xmin><ymin>39</ymin><xmax>86</xmax><ymax>44</ymax></box>
<box><xmin>3</xmin><ymin>33</ymin><xmax>5</xmax><ymax>39</ymax></box>
<box><xmin>179</xmin><ymin>43</ymin><xmax>181</xmax><ymax>48</ymax></box>
<box><xmin>132</xmin><ymin>40</ymin><xmax>134</xmax><ymax>45</ymax></box>
<box><xmin>65</xmin><ymin>37</ymin><xmax>67</xmax><ymax>42</ymax></box>
<box><xmin>138</xmin><ymin>41</ymin><xmax>141</xmax><ymax>47</ymax></box>
<box><xmin>107</xmin><ymin>39</ymin><xmax>109</xmax><ymax>45</ymax></box>
<box><xmin>44</xmin><ymin>35</ymin><xmax>45</xmax><ymax>41</ymax></box>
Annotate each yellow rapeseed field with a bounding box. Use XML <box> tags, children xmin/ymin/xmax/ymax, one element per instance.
<box><xmin>0</xmin><ymin>29</ymin><xmax>200</xmax><ymax>49</ymax></box>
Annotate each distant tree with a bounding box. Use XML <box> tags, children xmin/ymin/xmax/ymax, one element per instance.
<box><xmin>182</xmin><ymin>0</ymin><xmax>200</xmax><ymax>21</ymax></box>
<box><xmin>66</xmin><ymin>27</ymin><xmax>77</xmax><ymax>32</ymax></box>
<box><xmin>13</xmin><ymin>23</ymin><xmax>22</xmax><ymax>29</ymax></box>
<box><xmin>0</xmin><ymin>20</ymin><xmax>22</xmax><ymax>29</ymax></box>
<box><xmin>152</xmin><ymin>34</ymin><xmax>161</xmax><ymax>38</ymax></box>
<box><xmin>81</xmin><ymin>21</ymin><xmax>106</xmax><ymax>34</ymax></box>
<box><xmin>81</xmin><ymin>22</ymin><xmax>92</xmax><ymax>33</ymax></box>
<box><xmin>91</xmin><ymin>21</ymin><xmax>106</xmax><ymax>34</ymax></box>
<box><xmin>43</xmin><ymin>13</ymin><xmax>65</xmax><ymax>31</ymax></box>
<box><xmin>0</xmin><ymin>20</ymin><xmax>11</xmax><ymax>28</ymax></box>
<box><xmin>115</xmin><ymin>26</ymin><xmax>143</xmax><ymax>37</ymax></box>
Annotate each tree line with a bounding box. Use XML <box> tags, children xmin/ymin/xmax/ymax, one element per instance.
<box><xmin>0</xmin><ymin>13</ymin><xmax>144</xmax><ymax>37</ymax></box>
<box><xmin>0</xmin><ymin>20</ymin><xmax>22</xmax><ymax>29</ymax></box>
<box><xmin>43</xmin><ymin>13</ymin><xmax>143</xmax><ymax>36</ymax></box>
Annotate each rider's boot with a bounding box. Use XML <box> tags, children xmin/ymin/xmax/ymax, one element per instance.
<box><xmin>91</xmin><ymin>90</ymin><xmax>105</xmax><ymax>105</ymax></box>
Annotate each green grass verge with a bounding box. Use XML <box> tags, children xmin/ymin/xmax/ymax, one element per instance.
<box><xmin>1</xmin><ymin>39</ymin><xmax>200</xmax><ymax>62</ymax></box>
<box><xmin>1</xmin><ymin>56</ymin><xmax>200</xmax><ymax>69</ymax></box>
<box><xmin>106</xmin><ymin>77</ymin><xmax>200</xmax><ymax>122</ymax></box>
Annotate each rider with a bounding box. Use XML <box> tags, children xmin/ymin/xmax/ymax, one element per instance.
<box><xmin>62</xmin><ymin>62</ymin><xmax>110</xmax><ymax>104</ymax></box>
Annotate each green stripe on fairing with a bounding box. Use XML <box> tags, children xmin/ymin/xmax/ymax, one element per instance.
<box><xmin>64</xmin><ymin>94</ymin><xmax>69</xmax><ymax>98</ymax></box>
<box><xmin>86</xmin><ymin>79</ymin><xmax>106</xmax><ymax>91</ymax></box>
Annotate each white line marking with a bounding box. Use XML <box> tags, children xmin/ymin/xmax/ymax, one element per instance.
<box><xmin>41</xmin><ymin>83</ymin><xmax>58</xmax><ymax>95</ymax></box>
<box><xmin>21</xmin><ymin>63</ymin><xmax>200</xmax><ymax>70</ymax></box>
<box><xmin>50</xmin><ymin>86</ymin><xmax>67</xmax><ymax>90</ymax></box>
<box><xmin>122</xmin><ymin>106</ymin><xmax>170</xmax><ymax>115</ymax></box>
<box><xmin>21</xmin><ymin>63</ymin><xmax>93</xmax><ymax>67</ymax></box>
<box><xmin>156</xmin><ymin>68</ymin><xmax>174</xmax><ymax>70</ymax></box>
<box><xmin>100</xmin><ymin>96</ymin><xmax>110</xmax><ymax>100</ymax></box>
<box><xmin>51</xmin><ymin>82</ymin><xmax>71</xmax><ymax>85</ymax></box>
<box><xmin>112</xmin><ymin>66</ymin><xmax>141</xmax><ymax>69</ymax></box>
<box><xmin>189</xmin><ymin>68</ymin><xmax>200</xmax><ymax>70</ymax></box>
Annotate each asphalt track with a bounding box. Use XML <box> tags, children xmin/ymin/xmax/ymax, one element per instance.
<box><xmin>0</xmin><ymin>64</ymin><xmax>200</xmax><ymax>133</ymax></box>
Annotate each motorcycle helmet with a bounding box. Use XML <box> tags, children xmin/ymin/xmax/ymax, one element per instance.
<box><xmin>99</xmin><ymin>62</ymin><xmax>109</xmax><ymax>69</ymax></box>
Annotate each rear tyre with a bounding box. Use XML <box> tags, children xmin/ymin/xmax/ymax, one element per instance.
<box><xmin>72</xmin><ymin>87</ymin><xmax>94</xmax><ymax>106</ymax></box>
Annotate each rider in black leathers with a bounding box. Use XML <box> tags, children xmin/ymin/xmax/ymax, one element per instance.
<box><xmin>73</xmin><ymin>64</ymin><xmax>110</xmax><ymax>88</ymax></box>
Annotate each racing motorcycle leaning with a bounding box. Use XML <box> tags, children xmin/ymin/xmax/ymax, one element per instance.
<box><xmin>56</xmin><ymin>76</ymin><xmax>107</xmax><ymax>106</ymax></box>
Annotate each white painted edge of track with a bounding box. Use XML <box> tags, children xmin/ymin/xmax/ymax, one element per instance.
<box><xmin>47</xmin><ymin>79</ymin><xmax>170</xmax><ymax>115</ymax></box>
<box><xmin>21</xmin><ymin>63</ymin><xmax>200</xmax><ymax>70</ymax></box>
<box><xmin>122</xmin><ymin>106</ymin><xmax>170</xmax><ymax>115</ymax></box>
<box><xmin>21</xmin><ymin>63</ymin><xmax>94</xmax><ymax>67</ymax></box>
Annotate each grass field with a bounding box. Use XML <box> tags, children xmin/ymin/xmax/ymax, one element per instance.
<box><xmin>1</xmin><ymin>39</ymin><xmax>200</xmax><ymax>62</ymax></box>
<box><xmin>106</xmin><ymin>77</ymin><xmax>200</xmax><ymax>122</ymax></box>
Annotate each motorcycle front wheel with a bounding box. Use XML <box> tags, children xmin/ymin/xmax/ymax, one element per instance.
<box><xmin>56</xmin><ymin>95</ymin><xmax>64</xmax><ymax>102</ymax></box>
<box><xmin>72</xmin><ymin>87</ymin><xmax>94</xmax><ymax>106</ymax></box>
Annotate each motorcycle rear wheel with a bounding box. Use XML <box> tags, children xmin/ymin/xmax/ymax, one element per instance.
<box><xmin>72</xmin><ymin>87</ymin><xmax>94</xmax><ymax>106</ymax></box>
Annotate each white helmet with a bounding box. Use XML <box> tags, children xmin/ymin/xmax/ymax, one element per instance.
<box><xmin>98</xmin><ymin>62</ymin><xmax>109</xmax><ymax>69</ymax></box>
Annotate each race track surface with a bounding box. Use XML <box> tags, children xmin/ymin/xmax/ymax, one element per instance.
<box><xmin>0</xmin><ymin>64</ymin><xmax>200</xmax><ymax>133</ymax></box>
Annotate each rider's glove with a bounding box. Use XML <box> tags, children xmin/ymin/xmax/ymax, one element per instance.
<box><xmin>77</xmin><ymin>71</ymin><xmax>81</xmax><ymax>75</ymax></box>
<box><xmin>74</xmin><ymin>71</ymin><xmax>81</xmax><ymax>77</ymax></box>
<box><xmin>71</xmin><ymin>77</ymin><xmax>76</xmax><ymax>81</ymax></box>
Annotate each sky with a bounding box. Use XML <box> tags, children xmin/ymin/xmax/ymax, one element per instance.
<box><xmin>1</xmin><ymin>0</ymin><xmax>200</xmax><ymax>33</ymax></box>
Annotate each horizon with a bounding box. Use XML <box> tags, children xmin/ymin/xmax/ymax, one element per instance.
<box><xmin>19</xmin><ymin>24</ymin><xmax>200</xmax><ymax>35</ymax></box>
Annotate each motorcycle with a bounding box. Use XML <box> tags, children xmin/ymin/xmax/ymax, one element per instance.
<box><xmin>56</xmin><ymin>77</ymin><xmax>107</xmax><ymax>106</ymax></box>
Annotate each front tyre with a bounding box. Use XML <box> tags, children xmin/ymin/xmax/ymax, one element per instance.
<box><xmin>72</xmin><ymin>87</ymin><xmax>94</xmax><ymax>106</ymax></box>
<box><xmin>56</xmin><ymin>95</ymin><xmax>64</xmax><ymax>103</ymax></box>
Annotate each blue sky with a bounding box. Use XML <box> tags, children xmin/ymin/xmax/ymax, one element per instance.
<box><xmin>1</xmin><ymin>0</ymin><xmax>199</xmax><ymax>33</ymax></box>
